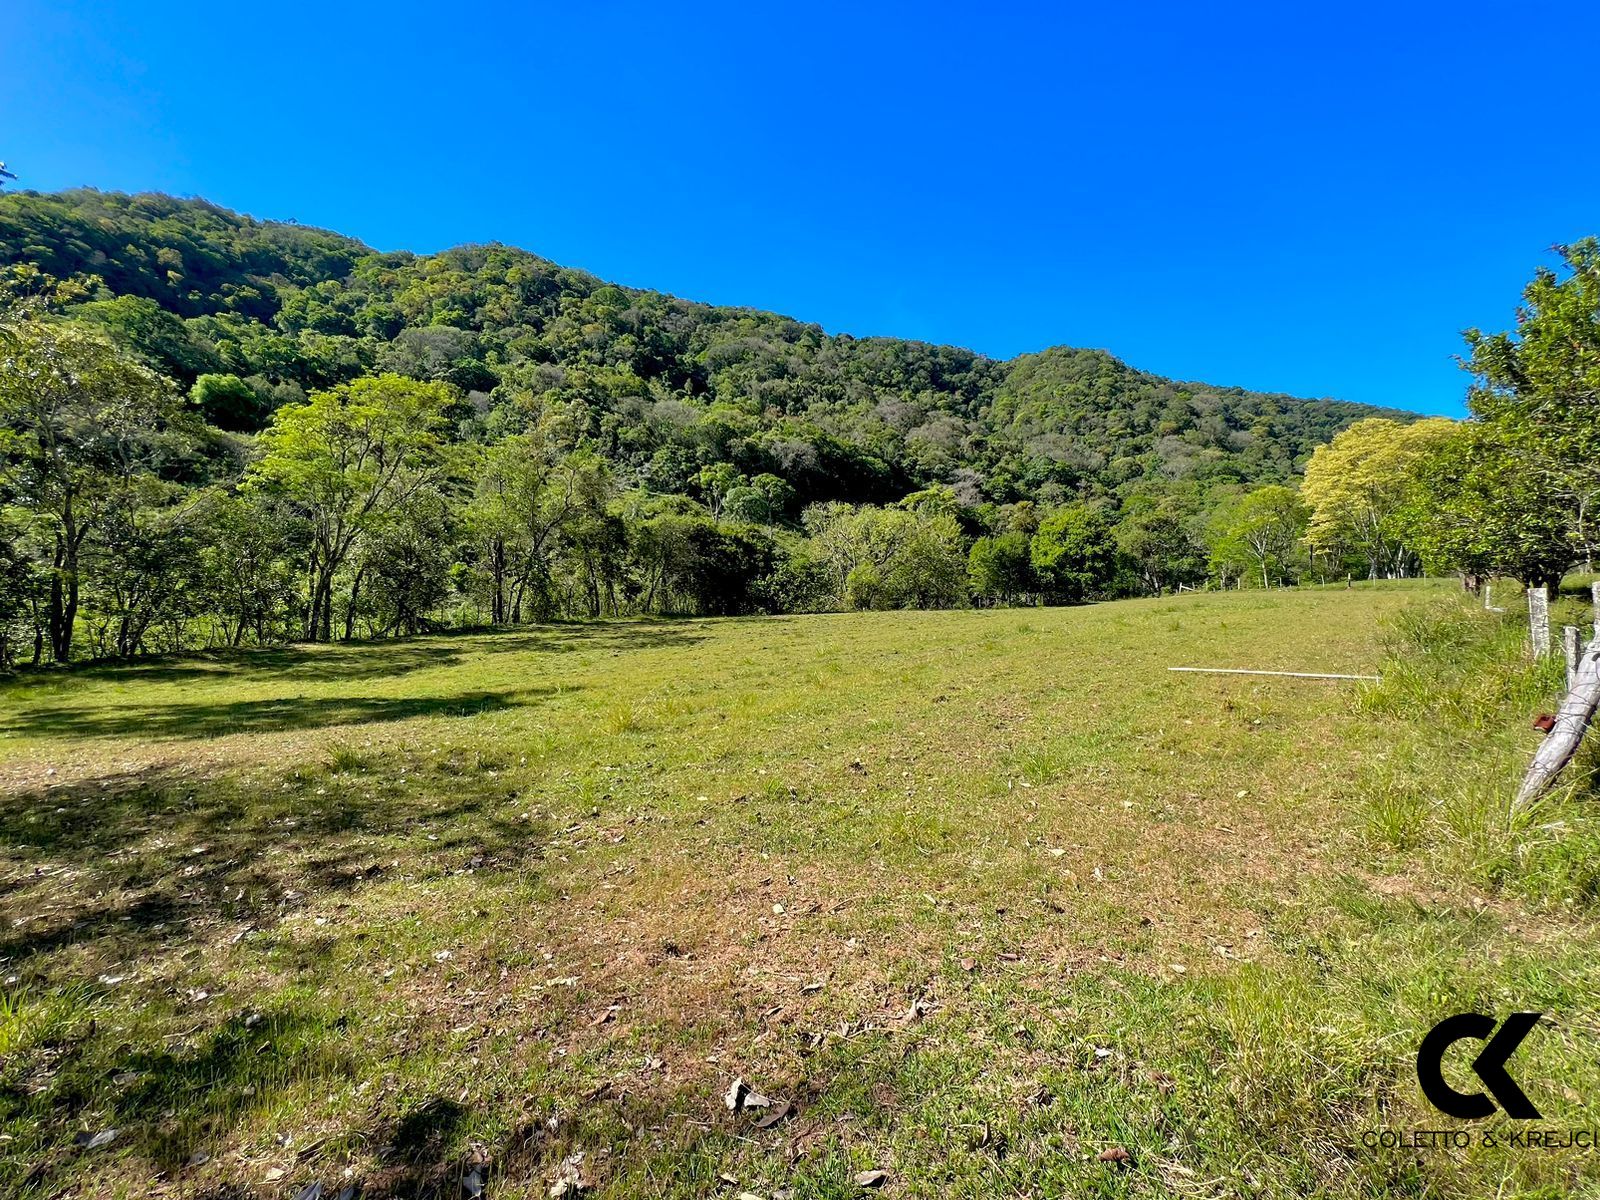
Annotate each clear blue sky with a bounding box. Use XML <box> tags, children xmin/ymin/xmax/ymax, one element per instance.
<box><xmin>6</xmin><ymin>1</ymin><xmax>1597</xmax><ymax>416</ymax></box>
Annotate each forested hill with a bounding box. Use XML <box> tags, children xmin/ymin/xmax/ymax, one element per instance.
<box><xmin>0</xmin><ymin>188</ymin><xmax>1410</xmax><ymax>505</ymax></box>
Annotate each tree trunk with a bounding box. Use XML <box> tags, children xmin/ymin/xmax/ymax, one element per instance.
<box><xmin>344</xmin><ymin>565</ymin><xmax>365</xmax><ymax>641</ymax></box>
<box><xmin>48</xmin><ymin>530</ymin><xmax>82</xmax><ymax>663</ymax></box>
<box><xmin>490</xmin><ymin>539</ymin><xmax>506</xmax><ymax>625</ymax></box>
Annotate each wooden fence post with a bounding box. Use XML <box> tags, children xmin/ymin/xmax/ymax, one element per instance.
<box><xmin>1565</xmin><ymin>625</ymin><xmax>1581</xmax><ymax>690</ymax></box>
<box><xmin>1517</xmin><ymin>639</ymin><xmax>1600</xmax><ymax>810</ymax></box>
<box><xmin>1529</xmin><ymin>586</ymin><xmax>1551</xmax><ymax>658</ymax></box>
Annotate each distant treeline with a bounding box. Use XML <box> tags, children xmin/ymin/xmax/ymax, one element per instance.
<box><xmin>2</xmin><ymin>189</ymin><xmax>1591</xmax><ymax>666</ymax></box>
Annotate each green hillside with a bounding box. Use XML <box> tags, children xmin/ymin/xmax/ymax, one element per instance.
<box><xmin>0</xmin><ymin>188</ymin><xmax>1409</xmax><ymax>506</ymax></box>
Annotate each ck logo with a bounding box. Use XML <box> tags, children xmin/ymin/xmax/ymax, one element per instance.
<box><xmin>1416</xmin><ymin>1012</ymin><xmax>1543</xmax><ymax>1119</ymax></box>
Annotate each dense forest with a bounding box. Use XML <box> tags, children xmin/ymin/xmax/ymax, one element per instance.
<box><xmin>0</xmin><ymin>188</ymin><xmax>1439</xmax><ymax>665</ymax></box>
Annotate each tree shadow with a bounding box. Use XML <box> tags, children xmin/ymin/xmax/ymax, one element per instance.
<box><xmin>0</xmin><ymin>686</ymin><xmax>554</xmax><ymax>741</ymax></box>
<box><xmin>2</xmin><ymin>620</ymin><xmax>709</xmax><ymax>690</ymax></box>
<box><xmin>0</xmin><ymin>742</ymin><xmax>553</xmax><ymax>965</ymax></box>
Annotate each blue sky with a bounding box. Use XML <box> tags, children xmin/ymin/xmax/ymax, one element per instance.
<box><xmin>5</xmin><ymin>1</ymin><xmax>1596</xmax><ymax>416</ymax></box>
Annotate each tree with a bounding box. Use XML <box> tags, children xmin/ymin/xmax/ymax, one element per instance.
<box><xmin>246</xmin><ymin>373</ymin><xmax>455</xmax><ymax>641</ymax></box>
<box><xmin>804</xmin><ymin>502</ymin><xmax>966</xmax><ymax>610</ymax></box>
<box><xmin>0</xmin><ymin>509</ymin><xmax>48</xmax><ymax>667</ymax></box>
<box><xmin>1208</xmin><ymin>485</ymin><xmax>1308</xmax><ymax>589</ymax></box>
<box><xmin>1114</xmin><ymin>502</ymin><xmax>1205</xmax><ymax>596</ymax></box>
<box><xmin>694</xmin><ymin>462</ymin><xmax>742</xmax><ymax>516</ymax></box>
<box><xmin>0</xmin><ymin>318</ymin><xmax>178</xmax><ymax>661</ymax></box>
<box><xmin>467</xmin><ymin>429</ymin><xmax>591</xmax><ymax>624</ymax></box>
<box><xmin>1301</xmin><ymin>417</ymin><xmax>1457</xmax><ymax>579</ymax></box>
<box><xmin>1403</xmin><ymin>423</ymin><xmax>1574</xmax><ymax>592</ymax></box>
<box><xmin>191</xmin><ymin>372</ymin><xmax>265</xmax><ymax>431</ymax></box>
<box><xmin>1030</xmin><ymin>504</ymin><xmax>1117</xmax><ymax>603</ymax></box>
<box><xmin>968</xmin><ymin>531</ymin><xmax>1034</xmax><ymax>605</ymax></box>
<box><xmin>87</xmin><ymin>478</ymin><xmax>202</xmax><ymax>657</ymax></box>
<box><xmin>193</xmin><ymin>490</ymin><xmax>301</xmax><ymax>647</ymax></box>
<box><xmin>1463</xmin><ymin>240</ymin><xmax>1600</xmax><ymax>560</ymax></box>
<box><xmin>365</xmin><ymin>491</ymin><xmax>454</xmax><ymax>636</ymax></box>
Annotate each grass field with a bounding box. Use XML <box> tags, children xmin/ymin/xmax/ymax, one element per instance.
<box><xmin>2</xmin><ymin>583</ymin><xmax>1598</xmax><ymax>1199</ymax></box>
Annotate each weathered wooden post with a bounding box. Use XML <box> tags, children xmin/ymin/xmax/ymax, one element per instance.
<box><xmin>1564</xmin><ymin>625</ymin><xmax>1581</xmax><ymax>690</ymax></box>
<box><xmin>1517</xmin><ymin>639</ymin><xmax>1600</xmax><ymax>810</ymax></box>
<box><xmin>1529</xmin><ymin>586</ymin><xmax>1551</xmax><ymax>658</ymax></box>
<box><xmin>1484</xmin><ymin>582</ymin><xmax>1493</xmax><ymax>611</ymax></box>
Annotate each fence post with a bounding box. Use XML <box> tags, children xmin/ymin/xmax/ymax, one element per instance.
<box><xmin>1565</xmin><ymin>625</ymin><xmax>1581</xmax><ymax>690</ymax></box>
<box><xmin>1529</xmin><ymin>586</ymin><xmax>1552</xmax><ymax>658</ymax></box>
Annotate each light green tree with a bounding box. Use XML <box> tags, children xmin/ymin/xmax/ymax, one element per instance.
<box><xmin>1208</xmin><ymin>485</ymin><xmax>1308</xmax><ymax>589</ymax></box>
<box><xmin>1301</xmin><ymin>417</ymin><xmax>1457</xmax><ymax>578</ymax></box>
<box><xmin>247</xmin><ymin>373</ymin><xmax>455</xmax><ymax>641</ymax></box>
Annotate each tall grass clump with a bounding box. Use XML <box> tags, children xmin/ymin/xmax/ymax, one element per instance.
<box><xmin>1355</xmin><ymin>593</ymin><xmax>1600</xmax><ymax>905</ymax></box>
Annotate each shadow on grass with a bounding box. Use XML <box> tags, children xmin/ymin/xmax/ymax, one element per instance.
<box><xmin>0</xmin><ymin>687</ymin><xmax>543</xmax><ymax>742</ymax></box>
<box><xmin>1</xmin><ymin>620</ymin><xmax>709</xmax><ymax>690</ymax></box>
<box><xmin>0</xmin><ymin>715</ymin><xmax>558</xmax><ymax>964</ymax></box>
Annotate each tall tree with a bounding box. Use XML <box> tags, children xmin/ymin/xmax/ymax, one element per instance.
<box><xmin>1208</xmin><ymin>485</ymin><xmax>1307</xmax><ymax>589</ymax></box>
<box><xmin>0</xmin><ymin>319</ymin><xmax>177</xmax><ymax>661</ymax></box>
<box><xmin>968</xmin><ymin>531</ymin><xmax>1035</xmax><ymax>605</ymax></box>
<box><xmin>1301</xmin><ymin>417</ymin><xmax>1458</xmax><ymax>579</ymax></box>
<box><xmin>1114</xmin><ymin>501</ymin><xmax>1205</xmax><ymax>596</ymax></box>
<box><xmin>1403</xmin><ymin>423</ymin><xmax>1574</xmax><ymax>591</ymax></box>
<box><xmin>466</xmin><ymin>430</ymin><xmax>592</xmax><ymax>624</ymax></box>
<box><xmin>1463</xmin><ymin>239</ymin><xmax>1600</xmax><ymax>559</ymax></box>
<box><xmin>246</xmin><ymin>373</ymin><xmax>455</xmax><ymax>641</ymax></box>
<box><xmin>1030</xmin><ymin>504</ymin><xmax>1117</xmax><ymax>603</ymax></box>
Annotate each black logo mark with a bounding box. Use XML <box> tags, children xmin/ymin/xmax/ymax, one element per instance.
<box><xmin>1416</xmin><ymin>1012</ymin><xmax>1543</xmax><ymax>1119</ymax></box>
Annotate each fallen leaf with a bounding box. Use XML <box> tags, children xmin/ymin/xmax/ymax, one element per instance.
<box><xmin>754</xmin><ymin>1099</ymin><xmax>794</xmax><ymax>1128</ymax></box>
<box><xmin>854</xmin><ymin>1169</ymin><xmax>889</xmax><ymax>1188</ymax></box>
<box><xmin>959</xmin><ymin>958</ymin><xmax>976</xmax><ymax>972</ymax></box>
<box><xmin>76</xmin><ymin>1128</ymin><xmax>117</xmax><ymax>1150</ymax></box>
<box><xmin>1097</xmin><ymin>1146</ymin><xmax>1132</xmax><ymax>1166</ymax></box>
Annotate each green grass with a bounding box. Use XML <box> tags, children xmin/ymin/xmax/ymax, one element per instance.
<box><xmin>1</xmin><ymin>582</ymin><xmax>1596</xmax><ymax>1198</ymax></box>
